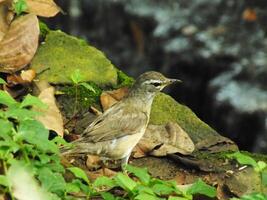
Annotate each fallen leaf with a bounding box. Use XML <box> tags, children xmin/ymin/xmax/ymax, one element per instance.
<box><xmin>133</xmin><ymin>122</ymin><xmax>195</xmax><ymax>157</ymax></box>
<box><xmin>242</xmin><ymin>8</ymin><xmax>257</xmax><ymax>22</ymax></box>
<box><xmin>100</xmin><ymin>87</ymin><xmax>128</xmax><ymax>111</ymax></box>
<box><xmin>86</xmin><ymin>155</ymin><xmax>102</xmax><ymax>170</ymax></box>
<box><xmin>7</xmin><ymin>69</ymin><xmax>35</xmax><ymax>85</ymax></box>
<box><xmin>34</xmin><ymin>81</ymin><xmax>64</xmax><ymax>137</ymax></box>
<box><xmin>0</xmin><ymin>14</ymin><xmax>39</xmax><ymax>73</ymax></box>
<box><xmin>20</xmin><ymin>69</ymin><xmax>36</xmax><ymax>82</ymax></box>
<box><xmin>25</xmin><ymin>0</ymin><xmax>61</xmax><ymax>17</ymax></box>
<box><xmin>100</xmin><ymin>92</ymin><xmax>118</xmax><ymax>111</ymax></box>
<box><xmin>0</xmin><ymin>3</ymin><xmax>9</xmax><ymax>41</ymax></box>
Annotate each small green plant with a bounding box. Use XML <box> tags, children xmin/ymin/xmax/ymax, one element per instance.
<box><xmin>227</xmin><ymin>152</ymin><xmax>267</xmax><ymax>200</ymax></box>
<box><xmin>92</xmin><ymin>165</ymin><xmax>217</xmax><ymax>200</ymax></box>
<box><xmin>70</xmin><ymin>69</ymin><xmax>97</xmax><ymax>114</ymax></box>
<box><xmin>12</xmin><ymin>0</ymin><xmax>28</xmax><ymax>15</ymax></box>
<box><xmin>0</xmin><ymin>84</ymin><xmax>90</xmax><ymax>199</ymax></box>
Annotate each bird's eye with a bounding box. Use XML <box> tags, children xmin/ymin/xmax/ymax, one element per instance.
<box><xmin>151</xmin><ymin>82</ymin><xmax>161</xmax><ymax>87</ymax></box>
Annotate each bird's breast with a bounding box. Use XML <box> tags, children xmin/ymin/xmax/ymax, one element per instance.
<box><xmin>105</xmin><ymin>126</ymin><xmax>147</xmax><ymax>159</ymax></box>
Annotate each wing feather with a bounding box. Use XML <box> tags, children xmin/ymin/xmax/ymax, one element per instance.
<box><xmin>82</xmin><ymin>102</ymin><xmax>148</xmax><ymax>142</ymax></box>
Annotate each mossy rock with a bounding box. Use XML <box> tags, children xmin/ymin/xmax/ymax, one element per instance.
<box><xmin>150</xmin><ymin>93</ymin><xmax>238</xmax><ymax>151</ymax></box>
<box><xmin>31</xmin><ymin>30</ymin><xmax>117</xmax><ymax>86</ymax></box>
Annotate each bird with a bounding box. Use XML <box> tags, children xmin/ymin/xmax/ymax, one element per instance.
<box><xmin>61</xmin><ymin>71</ymin><xmax>181</xmax><ymax>169</ymax></box>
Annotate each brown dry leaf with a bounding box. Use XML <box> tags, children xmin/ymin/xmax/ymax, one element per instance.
<box><xmin>0</xmin><ymin>14</ymin><xmax>39</xmax><ymax>73</ymax></box>
<box><xmin>20</xmin><ymin>69</ymin><xmax>36</xmax><ymax>82</ymax></box>
<box><xmin>25</xmin><ymin>0</ymin><xmax>61</xmax><ymax>17</ymax></box>
<box><xmin>87</xmin><ymin>168</ymin><xmax>117</xmax><ymax>180</ymax></box>
<box><xmin>133</xmin><ymin>122</ymin><xmax>195</xmax><ymax>158</ymax></box>
<box><xmin>86</xmin><ymin>155</ymin><xmax>101</xmax><ymax>170</ymax></box>
<box><xmin>100</xmin><ymin>87</ymin><xmax>128</xmax><ymax>111</ymax></box>
<box><xmin>7</xmin><ymin>69</ymin><xmax>35</xmax><ymax>85</ymax></box>
<box><xmin>34</xmin><ymin>81</ymin><xmax>64</xmax><ymax>137</ymax></box>
<box><xmin>242</xmin><ymin>8</ymin><xmax>257</xmax><ymax>22</ymax></box>
<box><xmin>0</xmin><ymin>3</ymin><xmax>9</xmax><ymax>41</ymax></box>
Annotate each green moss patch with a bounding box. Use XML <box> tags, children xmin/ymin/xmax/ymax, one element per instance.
<box><xmin>31</xmin><ymin>30</ymin><xmax>117</xmax><ymax>86</ymax></box>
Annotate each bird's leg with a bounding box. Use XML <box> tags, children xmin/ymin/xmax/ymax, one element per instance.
<box><xmin>121</xmin><ymin>154</ymin><xmax>131</xmax><ymax>172</ymax></box>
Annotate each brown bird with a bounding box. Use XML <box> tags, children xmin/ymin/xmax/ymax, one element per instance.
<box><xmin>61</xmin><ymin>71</ymin><xmax>181</xmax><ymax>168</ymax></box>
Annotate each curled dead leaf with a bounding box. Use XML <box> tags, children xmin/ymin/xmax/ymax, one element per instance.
<box><xmin>25</xmin><ymin>0</ymin><xmax>61</xmax><ymax>17</ymax></box>
<box><xmin>100</xmin><ymin>87</ymin><xmax>128</xmax><ymax>111</ymax></box>
<box><xmin>0</xmin><ymin>14</ymin><xmax>39</xmax><ymax>73</ymax></box>
<box><xmin>133</xmin><ymin>122</ymin><xmax>195</xmax><ymax>158</ymax></box>
<box><xmin>34</xmin><ymin>81</ymin><xmax>64</xmax><ymax>137</ymax></box>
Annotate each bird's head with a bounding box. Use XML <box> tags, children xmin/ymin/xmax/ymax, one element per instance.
<box><xmin>132</xmin><ymin>71</ymin><xmax>181</xmax><ymax>94</ymax></box>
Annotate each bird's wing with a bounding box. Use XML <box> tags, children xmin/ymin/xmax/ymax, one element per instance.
<box><xmin>82</xmin><ymin>103</ymin><xmax>148</xmax><ymax>143</ymax></box>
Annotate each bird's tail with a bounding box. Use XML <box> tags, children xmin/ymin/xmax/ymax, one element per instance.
<box><xmin>60</xmin><ymin>141</ymin><xmax>101</xmax><ymax>156</ymax></box>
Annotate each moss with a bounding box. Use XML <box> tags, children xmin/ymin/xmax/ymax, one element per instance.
<box><xmin>116</xmin><ymin>70</ymin><xmax>134</xmax><ymax>88</ymax></box>
<box><xmin>150</xmin><ymin>93</ymin><xmax>219</xmax><ymax>144</ymax></box>
<box><xmin>57</xmin><ymin>82</ymin><xmax>102</xmax><ymax>117</ymax></box>
<box><xmin>31</xmin><ymin>30</ymin><xmax>118</xmax><ymax>86</ymax></box>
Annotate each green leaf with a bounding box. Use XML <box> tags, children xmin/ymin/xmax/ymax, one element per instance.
<box><xmin>101</xmin><ymin>192</ymin><xmax>117</xmax><ymax>200</ymax></box>
<box><xmin>114</xmin><ymin>173</ymin><xmax>137</xmax><ymax>191</ymax></box>
<box><xmin>80</xmin><ymin>82</ymin><xmax>96</xmax><ymax>93</ymax></box>
<box><xmin>20</xmin><ymin>94</ymin><xmax>47</xmax><ymax>109</ymax></box>
<box><xmin>255</xmin><ymin>161</ymin><xmax>267</xmax><ymax>173</ymax></box>
<box><xmin>0</xmin><ymin>175</ymin><xmax>10</xmax><ymax>187</ymax></box>
<box><xmin>68</xmin><ymin>167</ymin><xmax>89</xmax><ymax>184</ymax></box>
<box><xmin>0</xmin><ymin>90</ymin><xmax>19</xmax><ymax>107</ymax></box>
<box><xmin>152</xmin><ymin>183</ymin><xmax>175</xmax><ymax>195</ymax></box>
<box><xmin>133</xmin><ymin>185</ymin><xmax>155</xmax><ymax>196</ymax></box>
<box><xmin>0</xmin><ymin>78</ymin><xmax>6</xmax><ymax>84</ymax></box>
<box><xmin>5</xmin><ymin>107</ymin><xmax>41</xmax><ymax>121</ymax></box>
<box><xmin>135</xmin><ymin>193</ymin><xmax>157</xmax><ymax>200</ymax></box>
<box><xmin>38</xmin><ymin>154</ymin><xmax>51</xmax><ymax>164</ymax></box>
<box><xmin>227</xmin><ymin>152</ymin><xmax>258</xmax><ymax>168</ymax></box>
<box><xmin>0</xmin><ymin>119</ymin><xmax>13</xmax><ymax>136</ymax></box>
<box><xmin>18</xmin><ymin>119</ymin><xmax>58</xmax><ymax>153</ymax></box>
<box><xmin>168</xmin><ymin>196</ymin><xmax>190</xmax><ymax>200</ymax></box>
<box><xmin>13</xmin><ymin>0</ymin><xmax>27</xmax><ymax>15</ymax></box>
<box><xmin>38</xmin><ymin>167</ymin><xmax>66</xmax><ymax>196</ymax></box>
<box><xmin>66</xmin><ymin>182</ymin><xmax>81</xmax><ymax>193</ymax></box>
<box><xmin>186</xmin><ymin>179</ymin><xmax>216</xmax><ymax>198</ymax></box>
<box><xmin>126</xmin><ymin>165</ymin><xmax>151</xmax><ymax>184</ymax></box>
<box><xmin>70</xmin><ymin>69</ymin><xmax>83</xmax><ymax>84</ymax></box>
<box><xmin>71</xmin><ymin>179</ymin><xmax>91</xmax><ymax>195</ymax></box>
<box><xmin>93</xmin><ymin>176</ymin><xmax>117</xmax><ymax>188</ymax></box>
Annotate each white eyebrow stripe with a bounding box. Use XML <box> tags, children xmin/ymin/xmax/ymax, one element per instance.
<box><xmin>144</xmin><ymin>80</ymin><xmax>162</xmax><ymax>84</ymax></box>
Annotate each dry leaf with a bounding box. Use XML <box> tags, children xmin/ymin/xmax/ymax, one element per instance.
<box><xmin>0</xmin><ymin>3</ymin><xmax>9</xmax><ymax>41</ymax></box>
<box><xmin>242</xmin><ymin>8</ymin><xmax>257</xmax><ymax>22</ymax></box>
<box><xmin>86</xmin><ymin>155</ymin><xmax>101</xmax><ymax>170</ymax></box>
<box><xmin>133</xmin><ymin>122</ymin><xmax>195</xmax><ymax>157</ymax></box>
<box><xmin>34</xmin><ymin>81</ymin><xmax>64</xmax><ymax>137</ymax></box>
<box><xmin>20</xmin><ymin>69</ymin><xmax>36</xmax><ymax>82</ymax></box>
<box><xmin>0</xmin><ymin>14</ymin><xmax>39</xmax><ymax>73</ymax></box>
<box><xmin>100</xmin><ymin>87</ymin><xmax>128</xmax><ymax>111</ymax></box>
<box><xmin>7</xmin><ymin>69</ymin><xmax>35</xmax><ymax>85</ymax></box>
<box><xmin>25</xmin><ymin>0</ymin><xmax>61</xmax><ymax>17</ymax></box>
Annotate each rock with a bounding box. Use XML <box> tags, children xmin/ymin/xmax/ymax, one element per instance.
<box><xmin>31</xmin><ymin>30</ymin><xmax>118</xmax><ymax>86</ymax></box>
<box><xmin>150</xmin><ymin>93</ymin><xmax>237</xmax><ymax>152</ymax></box>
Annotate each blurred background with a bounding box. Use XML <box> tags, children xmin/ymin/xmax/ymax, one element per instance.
<box><xmin>44</xmin><ymin>0</ymin><xmax>267</xmax><ymax>153</ymax></box>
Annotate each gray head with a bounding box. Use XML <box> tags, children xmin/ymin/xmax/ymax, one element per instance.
<box><xmin>131</xmin><ymin>71</ymin><xmax>181</xmax><ymax>94</ymax></box>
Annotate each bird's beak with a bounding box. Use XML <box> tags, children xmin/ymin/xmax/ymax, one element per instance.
<box><xmin>167</xmin><ymin>78</ymin><xmax>182</xmax><ymax>85</ymax></box>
